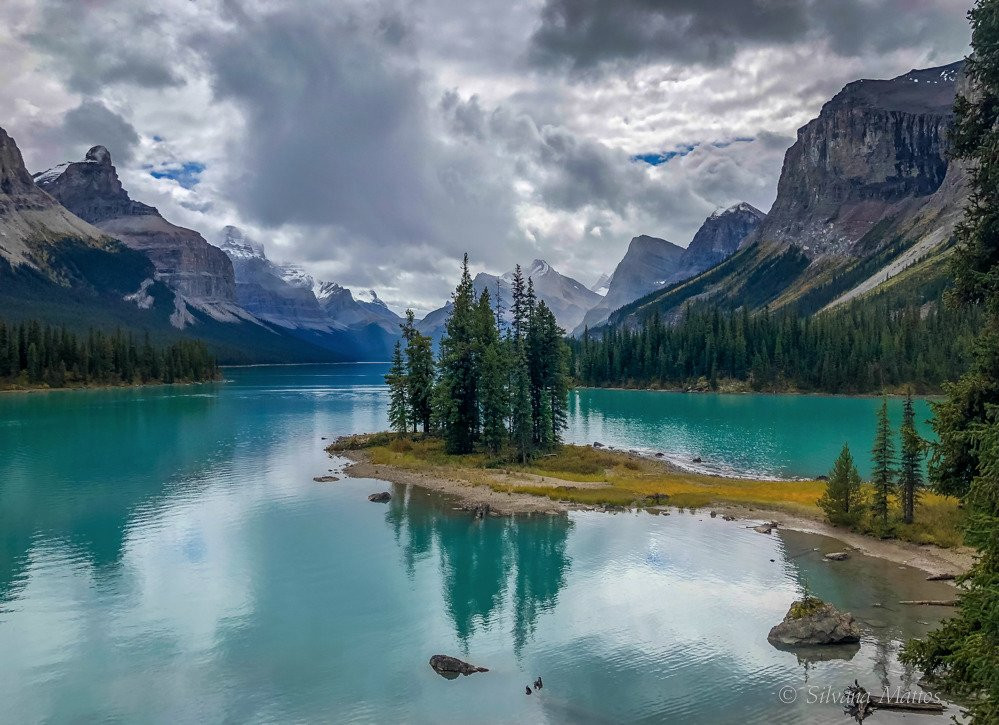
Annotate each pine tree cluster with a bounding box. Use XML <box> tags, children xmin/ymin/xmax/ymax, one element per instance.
<box><xmin>386</xmin><ymin>255</ymin><xmax>571</xmax><ymax>461</ymax></box>
<box><xmin>819</xmin><ymin>395</ymin><xmax>925</xmax><ymax>535</ymax></box>
<box><xmin>571</xmin><ymin>298</ymin><xmax>977</xmax><ymax>394</ymax></box>
<box><xmin>0</xmin><ymin>319</ymin><xmax>219</xmax><ymax>388</ymax></box>
<box><xmin>901</xmin><ymin>3</ymin><xmax>999</xmax><ymax>718</ymax></box>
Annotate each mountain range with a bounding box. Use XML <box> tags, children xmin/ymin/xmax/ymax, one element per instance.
<box><xmin>0</xmin><ymin>59</ymin><xmax>972</xmax><ymax>361</ymax></box>
<box><xmin>603</xmin><ymin>61</ymin><xmax>968</xmax><ymax>330</ymax></box>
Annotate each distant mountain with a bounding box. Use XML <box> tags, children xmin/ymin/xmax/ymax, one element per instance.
<box><xmin>218</xmin><ymin>225</ymin><xmax>400</xmax><ymax>358</ymax></box>
<box><xmin>589</xmin><ymin>272</ymin><xmax>611</xmax><ymax>296</ymax></box>
<box><xmin>315</xmin><ymin>281</ymin><xmax>402</xmax><ymax>335</ymax></box>
<box><xmin>34</xmin><ymin>146</ymin><xmax>246</xmax><ymax>328</ymax></box>
<box><xmin>671</xmin><ymin>203</ymin><xmax>765</xmax><ymax>283</ymax></box>
<box><xmin>575</xmin><ymin>235</ymin><xmax>685</xmax><ymax>332</ymax></box>
<box><xmin>417</xmin><ymin>259</ymin><xmax>599</xmax><ymax>341</ymax></box>
<box><xmin>604</xmin><ymin>61</ymin><xmax>969</xmax><ymax>330</ymax></box>
<box><xmin>0</xmin><ymin>129</ymin><xmax>351</xmax><ymax>364</ymax></box>
<box><xmin>0</xmin><ymin>125</ymin><xmax>175</xmax><ymax>320</ymax></box>
<box><xmin>217</xmin><ymin>225</ymin><xmax>331</xmax><ymax>331</ymax></box>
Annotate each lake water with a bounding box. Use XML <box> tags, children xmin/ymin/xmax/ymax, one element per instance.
<box><xmin>0</xmin><ymin>364</ymin><xmax>957</xmax><ymax>723</ymax></box>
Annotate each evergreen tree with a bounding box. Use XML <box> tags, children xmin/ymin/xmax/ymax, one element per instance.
<box><xmin>386</xmin><ymin>340</ymin><xmax>409</xmax><ymax>435</ymax></box>
<box><xmin>902</xmin><ymin>4</ymin><xmax>999</xmax><ymax>718</ymax></box>
<box><xmin>870</xmin><ymin>397</ymin><xmax>897</xmax><ymax>534</ymax></box>
<box><xmin>818</xmin><ymin>443</ymin><xmax>864</xmax><ymax>528</ymax></box>
<box><xmin>435</xmin><ymin>254</ymin><xmax>480</xmax><ymax>453</ymax></box>
<box><xmin>475</xmin><ymin>288</ymin><xmax>509</xmax><ymax>454</ymax></box>
<box><xmin>899</xmin><ymin>393</ymin><xmax>925</xmax><ymax>524</ymax></box>
<box><xmin>401</xmin><ymin>309</ymin><xmax>434</xmax><ymax>433</ymax></box>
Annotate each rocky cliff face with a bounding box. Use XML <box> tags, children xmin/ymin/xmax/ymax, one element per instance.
<box><xmin>0</xmin><ymin>127</ymin><xmax>158</xmax><ymax>302</ymax></box>
<box><xmin>218</xmin><ymin>226</ymin><xmax>332</xmax><ymax>331</ymax></box>
<box><xmin>35</xmin><ymin>148</ymin><xmax>238</xmax><ymax>319</ymax></box>
<box><xmin>750</xmin><ymin>62</ymin><xmax>962</xmax><ymax>257</ymax></box>
<box><xmin>218</xmin><ymin>225</ymin><xmax>401</xmax><ymax>344</ymax></box>
<box><xmin>576</xmin><ymin>235</ymin><xmax>684</xmax><ymax>332</ymax></box>
<box><xmin>1</xmin><ymin>129</ymin><xmax>112</xmax><ymax>267</ymax></box>
<box><xmin>604</xmin><ymin>61</ymin><xmax>969</xmax><ymax>329</ymax></box>
<box><xmin>315</xmin><ymin>280</ymin><xmax>402</xmax><ymax>334</ymax></box>
<box><xmin>674</xmin><ymin>203</ymin><xmax>765</xmax><ymax>281</ymax></box>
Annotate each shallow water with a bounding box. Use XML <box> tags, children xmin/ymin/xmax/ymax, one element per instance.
<box><xmin>0</xmin><ymin>365</ymin><xmax>958</xmax><ymax>722</ymax></box>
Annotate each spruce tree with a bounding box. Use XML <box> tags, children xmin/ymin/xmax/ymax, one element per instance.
<box><xmin>902</xmin><ymin>3</ymin><xmax>999</xmax><ymax>717</ymax></box>
<box><xmin>899</xmin><ymin>393</ymin><xmax>925</xmax><ymax>524</ymax></box>
<box><xmin>386</xmin><ymin>340</ymin><xmax>409</xmax><ymax>435</ymax></box>
<box><xmin>871</xmin><ymin>396</ymin><xmax>897</xmax><ymax>534</ymax></box>
<box><xmin>475</xmin><ymin>289</ymin><xmax>508</xmax><ymax>454</ymax></box>
<box><xmin>401</xmin><ymin>309</ymin><xmax>434</xmax><ymax>433</ymax></box>
<box><xmin>435</xmin><ymin>254</ymin><xmax>480</xmax><ymax>453</ymax></box>
<box><xmin>818</xmin><ymin>443</ymin><xmax>864</xmax><ymax>528</ymax></box>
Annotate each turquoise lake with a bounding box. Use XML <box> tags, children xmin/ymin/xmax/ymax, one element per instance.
<box><xmin>0</xmin><ymin>364</ymin><xmax>956</xmax><ymax>723</ymax></box>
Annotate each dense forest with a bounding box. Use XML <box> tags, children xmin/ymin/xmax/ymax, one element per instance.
<box><xmin>571</xmin><ymin>295</ymin><xmax>978</xmax><ymax>394</ymax></box>
<box><xmin>900</xmin><ymin>2</ymin><xmax>999</xmax><ymax>720</ymax></box>
<box><xmin>0</xmin><ymin>319</ymin><xmax>220</xmax><ymax>389</ymax></box>
<box><xmin>387</xmin><ymin>255</ymin><xmax>571</xmax><ymax>461</ymax></box>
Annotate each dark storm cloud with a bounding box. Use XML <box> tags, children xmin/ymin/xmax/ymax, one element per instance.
<box><xmin>60</xmin><ymin>101</ymin><xmax>140</xmax><ymax>164</ymax></box>
<box><xmin>198</xmin><ymin>2</ymin><xmax>524</xmax><ymax>273</ymax></box>
<box><xmin>529</xmin><ymin>0</ymin><xmax>971</xmax><ymax>71</ymax></box>
<box><xmin>25</xmin><ymin>1</ymin><xmax>185</xmax><ymax>93</ymax></box>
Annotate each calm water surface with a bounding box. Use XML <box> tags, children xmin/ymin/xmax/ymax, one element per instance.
<box><xmin>0</xmin><ymin>365</ymin><xmax>956</xmax><ymax>723</ymax></box>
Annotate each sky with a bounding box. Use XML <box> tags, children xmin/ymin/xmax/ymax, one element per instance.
<box><xmin>0</xmin><ymin>0</ymin><xmax>973</xmax><ymax>314</ymax></box>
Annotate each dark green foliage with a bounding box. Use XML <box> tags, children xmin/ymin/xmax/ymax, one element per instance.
<box><xmin>819</xmin><ymin>444</ymin><xmax>865</xmax><ymax>527</ymax></box>
<box><xmin>435</xmin><ymin>254</ymin><xmax>480</xmax><ymax>454</ymax></box>
<box><xmin>871</xmin><ymin>397</ymin><xmax>897</xmax><ymax>535</ymax></box>
<box><xmin>571</xmin><ymin>291</ymin><xmax>977</xmax><ymax>394</ymax></box>
<box><xmin>901</xmin><ymin>4</ymin><xmax>999</xmax><ymax>719</ymax></box>
<box><xmin>401</xmin><ymin>310</ymin><xmax>434</xmax><ymax>433</ymax></box>
<box><xmin>400</xmin><ymin>257</ymin><xmax>570</xmax><ymax>462</ymax></box>
<box><xmin>0</xmin><ymin>318</ymin><xmax>218</xmax><ymax>388</ymax></box>
<box><xmin>900</xmin><ymin>393</ymin><xmax>926</xmax><ymax>524</ymax></box>
<box><xmin>386</xmin><ymin>341</ymin><xmax>409</xmax><ymax>435</ymax></box>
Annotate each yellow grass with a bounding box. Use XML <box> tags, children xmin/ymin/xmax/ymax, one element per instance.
<box><xmin>332</xmin><ymin>437</ymin><xmax>964</xmax><ymax>547</ymax></box>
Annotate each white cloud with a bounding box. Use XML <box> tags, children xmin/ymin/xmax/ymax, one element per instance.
<box><xmin>0</xmin><ymin>0</ymin><xmax>973</xmax><ymax>308</ymax></box>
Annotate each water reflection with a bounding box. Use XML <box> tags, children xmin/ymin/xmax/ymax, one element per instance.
<box><xmin>0</xmin><ymin>388</ymin><xmax>227</xmax><ymax>607</ymax></box>
<box><xmin>384</xmin><ymin>486</ymin><xmax>574</xmax><ymax>651</ymax></box>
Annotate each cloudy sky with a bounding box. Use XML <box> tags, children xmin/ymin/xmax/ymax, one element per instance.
<box><xmin>0</xmin><ymin>0</ymin><xmax>972</xmax><ymax>313</ymax></box>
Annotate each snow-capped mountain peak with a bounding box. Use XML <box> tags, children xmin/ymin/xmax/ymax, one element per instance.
<box><xmin>218</xmin><ymin>225</ymin><xmax>266</xmax><ymax>260</ymax></box>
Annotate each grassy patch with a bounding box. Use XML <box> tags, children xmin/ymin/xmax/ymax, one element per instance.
<box><xmin>333</xmin><ymin>436</ymin><xmax>965</xmax><ymax>548</ymax></box>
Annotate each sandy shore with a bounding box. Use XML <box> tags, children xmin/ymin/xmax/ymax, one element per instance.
<box><xmin>341</xmin><ymin>450</ymin><xmax>591</xmax><ymax>515</ymax></box>
<box><xmin>335</xmin><ymin>448</ymin><xmax>975</xmax><ymax>578</ymax></box>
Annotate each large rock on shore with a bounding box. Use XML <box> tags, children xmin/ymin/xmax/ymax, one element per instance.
<box><xmin>429</xmin><ymin>654</ymin><xmax>489</xmax><ymax>679</ymax></box>
<box><xmin>768</xmin><ymin>597</ymin><xmax>861</xmax><ymax>646</ymax></box>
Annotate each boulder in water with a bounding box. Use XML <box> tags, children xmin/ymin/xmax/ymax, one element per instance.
<box><xmin>368</xmin><ymin>491</ymin><xmax>391</xmax><ymax>502</ymax></box>
<box><xmin>768</xmin><ymin>597</ymin><xmax>861</xmax><ymax>646</ymax></box>
<box><xmin>824</xmin><ymin>551</ymin><xmax>850</xmax><ymax>561</ymax></box>
<box><xmin>429</xmin><ymin>654</ymin><xmax>488</xmax><ymax>679</ymax></box>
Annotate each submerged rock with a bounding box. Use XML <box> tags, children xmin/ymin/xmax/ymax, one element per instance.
<box><xmin>313</xmin><ymin>475</ymin><xmax>340</xmax><ymax>483</ymax></box>
<box><xmin>692</xmin><ymin>456</ymin><xmax>703</xmax><ymax>463</ymax></box>
<box><xmin>753</xmin><ymin>522</ymin><xmax>778</xmax><ymax>534</ymax></box>
<box><xmin>768</xmin><ymin>597</ymin><xmax>861</xmax><ymax>646</ymax></box>
<box><xmin>429</xmin><ymin>654</ymin><xmax>488</xmax><ymax>678</ymax></box>
<box><xmin>824</xmin><ymin>552</ymin><xmax>850</xmax><ymax>561</ymax></box>
<box><xmin>368</xmin><ymin>492</ymin><xmax>391</xmax><ymax>502</ymax></box>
